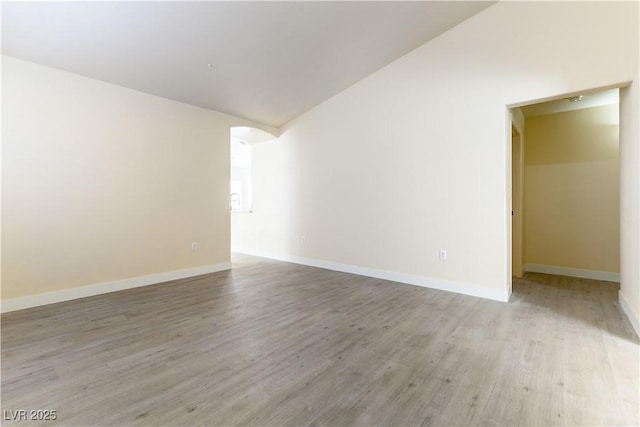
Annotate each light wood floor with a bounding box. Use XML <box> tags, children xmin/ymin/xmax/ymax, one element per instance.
<box><xmin>2</xmin><ymin>254</ymin><xmax>638</xmax><ymax>426</ymax></box>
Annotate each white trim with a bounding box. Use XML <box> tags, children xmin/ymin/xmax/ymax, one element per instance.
<box><xmin>1</xmin><ymin>262</ymin><xmax>231</xmax><ymax>313</ymax></box>
<box><xmin>524</xmin><ymin>264</ymin><xmax>620</xmax><ymax>282</ymax></box>
<box><xmin>234</xmin><ymin>249</ymin><xmax>510</xmax><ymax>302</ymax></box>
<box><xmin>618</xmin><ymin>290</ymin><xmax>640</xmax><ymax>338</ymax></box>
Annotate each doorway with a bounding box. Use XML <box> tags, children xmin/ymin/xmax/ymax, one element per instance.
<box><xmin>229</xmin><ymin>126</ymin><xmax>278</xmax><ymax>254</ymax></box>
<box><xmin>508</xmin><ymin>87</ymin><xmax>622</xmax><ymax>290</ymax></box>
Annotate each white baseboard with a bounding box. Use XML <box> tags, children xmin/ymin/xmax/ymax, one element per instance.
<box><xmin>1</xmin><ymin>262</ymin><xmax>231</xmax><ymax>313</ymax></box>
<box><xmin>618</xmin><ymin>290</ymin><xmax>640</xmax><ymax>338</ymax></box>
<box><xmin>234</xmin><ymin>249</ymin><xmax>510</xmax><ymax>302</ymax></box>
<box><xmin>524</xmin><ymin>264</ymin><xmax>620</xmax><ymax>282</ymax></box>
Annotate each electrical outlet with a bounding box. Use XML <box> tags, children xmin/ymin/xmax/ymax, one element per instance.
<box><xmin>439</xmin><ymin>249</ymin><xmax>447</xmax><ymax>260</ymax></box>
<box><xmin>301</xmin><ymin>235</ymin><xmax>307</xmax><ymax>244</ymax></box>
<box><xmin>191</xmin><ymin>242</ymin><xmax>198</xmax><ymax>252</ymax></box>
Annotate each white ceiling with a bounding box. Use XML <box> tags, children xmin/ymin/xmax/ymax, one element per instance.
<box><xmin>520</xmin><ymin>88</ymin><xmax>619</xmax><ymax>117</ymax></box>
<box><xmin>1</xmin><ymin>1</ymin><xmax>494</xmax><ymax>128</ymax></box>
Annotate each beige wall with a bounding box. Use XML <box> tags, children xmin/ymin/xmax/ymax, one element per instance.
<box><xmin>1</xmin><ymin>56</ymin><xmax>273</xmax><ymax>301</ymax></box>
<box><xmin>619</xmin><ymin>0</ymin><xmax>640</xmax><ymax>332</ymax></box>
<box><xmin>232</xmin><ymin>1</ymin><xmax>638</xmax><ymax>302</ymax></box>
<box><xmin>510</xmin><ymin>108</ymin><xmax>525</xmax><ymax>279</ymax></box>
<box><xmin>524</xmin><ymin>105</ymin><xmax>619</xmax><ymax>274</ymax></box>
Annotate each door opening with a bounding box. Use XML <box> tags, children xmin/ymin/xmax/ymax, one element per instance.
<box><xmin>508</xmin><ymin>87</ymin><xmax>622</xmax><ymax>295</ymax></box>
<box><xmin>229</xmin><ymin>126</ymin><xmax>277</xmax><ymax>255</ymax></box>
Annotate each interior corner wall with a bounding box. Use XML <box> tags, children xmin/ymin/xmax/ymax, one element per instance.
<box><xmin>232</xmin><ymin>1</ymin><xmax>638</xmax><ymax>301</ymax></box>
<box><xmin>523</xmin><ymin>105</ymin><xmax>620</xmax><ymax>275</ymax></box>
<box><xmin>1</xmin><ymin>55</ymin><xmax>265</xmax><ymax>304</ymax></box>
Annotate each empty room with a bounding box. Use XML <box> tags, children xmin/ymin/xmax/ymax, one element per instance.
<box><xmin>2</xmin><ymin>1</ymin><xmax>639</xmax><ymax>426</ymax></box>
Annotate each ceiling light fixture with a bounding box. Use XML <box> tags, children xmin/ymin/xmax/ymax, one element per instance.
<box><xmin>568</xmin><ymin>95</ymin><xmax>583</xmax><ymax>102</ymax></box>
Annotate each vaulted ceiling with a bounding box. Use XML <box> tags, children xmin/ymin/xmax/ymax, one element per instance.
<box><xmin>2</xmin><ymin>1</ymin><xmax>494</xmax><ymax>127</ymax></box>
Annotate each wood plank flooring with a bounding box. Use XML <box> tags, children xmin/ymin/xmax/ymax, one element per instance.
<box><xmin>2</xmin><ymin>254</ymin><xmax>638</xmax><ymax>426</ymax></box>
